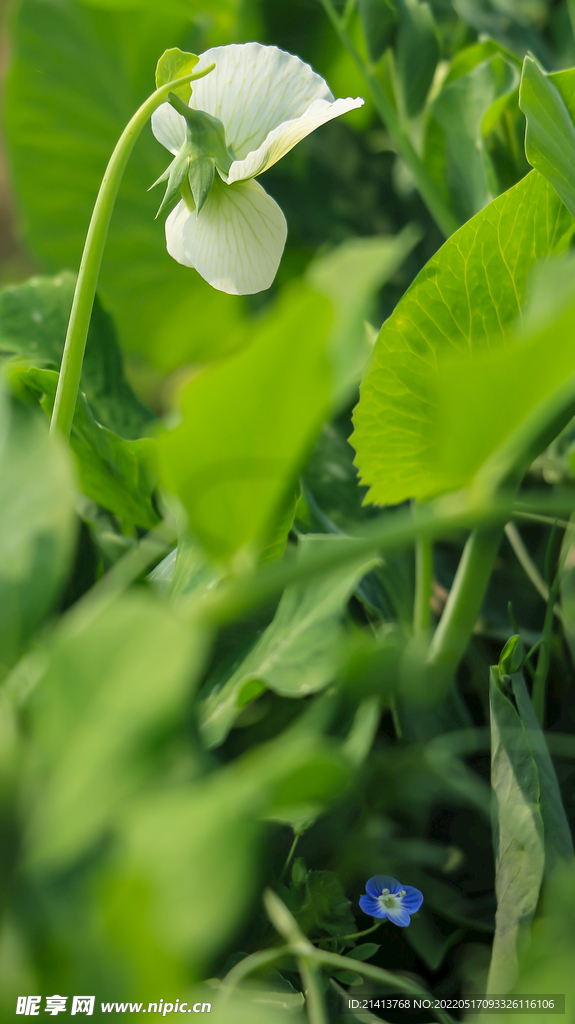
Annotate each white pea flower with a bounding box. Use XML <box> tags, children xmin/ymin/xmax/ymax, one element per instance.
<box><xmin>151</xmin><ymin>43</ymin><xmax>363</xmax><ymax>295</ymax></box>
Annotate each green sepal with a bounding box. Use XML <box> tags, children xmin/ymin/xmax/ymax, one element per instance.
<box><xmin>168</xmin><ymin>93</ymin><xmax>233</xmax><ymax>175</ymax></box>
<box><xmin>150</xmin><ymin>148</ymin><xmax>191</xmax><ymax>218</ymax></box>
<box><xmin>188</xmin><ymin>157</ymin><xmax>216</xmax><ymax>215</ymax></box>
<box><xmin>155</xmin><ymin>48</ymin><xmax>199</xmax><ymax>103</ymax></box>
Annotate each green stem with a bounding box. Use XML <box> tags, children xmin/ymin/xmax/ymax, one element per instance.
<box><xmin>568</xmin><ymin>0</ymin><xmax>575</xmax><ymax>48</ymax></box>
<box><xmin>305</xmin><ymin>949</ymin><xmax>455</xmax><ymax>1024</ymax></box>
<box><xmin>192</xmin><ymin>489</ymin><xmax>575</xmax><ymax>629</ymax></box>
<box><xmin>532</xmin><ymin>541</ymin><xmax>568</xmax><ymax>726</ymax></box>
<box><xmin>414</xmin><ymin>511</ymin><xmax>433</xmax><ymax>633</ymax></box>
<box><xmin>49</xmin><ymin>62</ymin><xmax>215</xmax><ymax>440</ymax></box>
<box><xmin>220</xmin><ymin>947</ymin><xmax>290</xmax><ymax>997</ymax></box>
<box><xmin>279</xmin><ymin>832</ymin><xmax>301</xmax><ymax>883</ymax></box>
<box><xmin>299</xmin><ymin>959</ymin><xmax>328</xmax><ymax>1024</ymax></box>
<box><xmin>220</xmin><ymin>942</ymin><xmax>454</xmax><ymax>1024</ymax></box>
<box><xmin>317</xmin><ymin>0</ymin><xmax>458</xmax><ymax>237</ymax></box>
<box><xmin>336</xmin><ymin>919</ymin><xmax>382</xmax><ymax>942</ymax></box>
<box><xmin>427</xmin><ymin>527</ymin><xmax>503</xmax><ymax>681</ymax></box>
<box><xmin>505</xmin><ymin>522</ymin><xmax>564</xmax><ymax>624</ymax></box>
<box><xmin>342</xmin><ymin>0</ymin><xmax>358</xmax><ymax>26</ymax></box>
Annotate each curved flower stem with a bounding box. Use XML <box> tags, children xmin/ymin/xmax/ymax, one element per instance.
<box><xmin>49</xmin><ymin>63</ymin><xmax>215</xmax><ymax>440</ymax></box>
<box><xmin>317</xmin><ymin>0</ymin><xmax>458</xmax><ymax>238</ymax></box>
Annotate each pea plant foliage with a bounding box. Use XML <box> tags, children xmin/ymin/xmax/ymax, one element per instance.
<box><xmin>2</xmin><ymin>0</ymin><xmax>575</xmax><ymax>1021</ymax></box>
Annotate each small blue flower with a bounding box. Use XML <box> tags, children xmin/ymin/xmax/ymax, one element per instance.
<box><xmin>359</xmin><ymin>875</ymin><xmax>423</xmax><ymax>927</ymax></box>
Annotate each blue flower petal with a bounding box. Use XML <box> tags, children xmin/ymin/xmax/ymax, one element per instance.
<box><xmin>400</xmin><ymin>886</ymin><xmax>424</xmax><ymax>913</ymax></box>
<box><xmin>359</xmin><ymin>894</ymin><xmax>387</xmax><ymax>919</ymax></box>
<box><xmin>386</xmin><ymin>906</ymin><xmax>411</xmax><ymax>927</ymax></box>
<box><xmin>365</xmin><ymin>875</ymin><xmax>401</xmax><ymax>899</ymax></box>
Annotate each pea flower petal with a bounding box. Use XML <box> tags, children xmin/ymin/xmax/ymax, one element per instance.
<box><xmin>359</xmin><ymin>875</ymin><xmax>423</xmax><ymax>927</ymax></box>
<box><xmin>151</xmin><ymin>42</ymin><xmax>363</xmax><ymax>294</ymax></box>
<box><xmin>166</xmin><ymin>176</ymin><xmax>287</xmax><ymax>295</ymax></box>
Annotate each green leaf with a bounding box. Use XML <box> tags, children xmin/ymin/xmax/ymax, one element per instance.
<box><xmin>11</xmin><ymin>366</ymin><xmax>159</xmax><ymax>529</ymax></box>
<box><xmin>333</xmin><ymin>969</ymin><xmax>364</xmax><ymax>985</ymax></box>
<box><xmin>520</xmin><ymin>58</ymin><xmax>575</xmax><ymax>219</ymax></box>
<box><xmin>117</xmin><ymin>782</ymin><xmax>260</xmax><ymax>970</ymax></box>
<box><xmin>0</xmin><ymin>392</ymin><xmax>76</xmax><ymax>675</ymax></box>
<box><xmin>346</xmin><ymin>942</ymin><xmax>380</xmax><ymax>961</ymax></box>
<box><xmin>488</xmin><ymin>666</ymin><xmax>545</xmax><ymax>992</ymax></box>
<box><xmin>157</xmin><ymin>281</ymin><xmax>333</xmax><ymax>561</ymax></box>
<box><xmin>352</xmin><ymin>170</ymin><xmax>574</xmax><ymax>505</ymax></box>
<box><xmin>358</xmin><ymin>0</ymin><xmax>398</xmax><ymax>64</ymax></box>
<box><xmin>119</xmin><ymin>733</ymin><xmax>351</xmax><ymax>966</ymax></box>
<box><xmin>427</xmin><ymin>55</ymin><xmax>519</xmax><ymax>222</ymax></box>
<box><xmin>307</xmin><ymin>227</ymin><xmax>421</xmax><ymax>409</ymax></box>
<box><xmin>510</xmin><ymin>861</ymin><xmax>575</xmax><ymax>1007</ymax></box>
<box><xmin>199</xmin><ymin>536</ymin><xmax>379</xmax><ymax>748</ymax></box>
<box><xmin>395</xmin><ymin>0</ymin><xmax>440</xmax><ymax>117</ymax></box>
<box><xmin>404</xmin><ymin>907</ymin><xmax>463</xmax><ymax>971</ymax></box>
<box><xmin>429</xmin><ymin>252</ymin><xmax>575</xmax><ymax>494</ymax></box>
<box><xmin>25</xmin><ymin>593</ymin><xmax>206</xmax><ymax>870</ymax></box>
<box><xmin>287</xmin><ymin>869</ymin><xmax>357</xmax><ymax>939</ymax></box>
<box><xmin>0</xmin><ymin>272</ymin><xmax>151</xmax><ymax>438</ymax></box>
<box><xmin>511</xmin><ymin>675</ymin><xmax>573</xmax><ymax>873</ymax></box>
<box><xmin>155</xmin><ymin>47</ymin><xmax>199</xmax><ymax>102</ymax></box>
<box><xmin>3</xmin><ymin>0</ymin><xmax>247</xmax><ymax>367</ymax></box>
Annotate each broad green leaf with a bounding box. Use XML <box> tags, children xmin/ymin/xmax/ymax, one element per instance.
<box><xmin>520</xmin><ymin>58</ymin><xmax>575</xmax><ymax>219</ymax></box>
<box><xmin>307</xmin><ymin>227</ymin><xmax>421</xmax><ymax>408</ymax></box>
<box><xmin>155</xmin><ymin>48</ymin><xmax>199</xmax><ymax>102</ymax></box>
<box><xmin>118</xmin><ymin>733</ymin><xmax>350</xmax><ymax>965</ymax></box>
<box><xmin>512</xmin><ymin>675</ymin><xmax>574</xmax><ymax>873</ymax></box>
<box><xmin>429</xmin><ymin>253</ymin><xmax>575</xmax><ymax>493</ymax></box>
<box><xmin>118</xmin><ymin>783</ymin><xmax>259</xmax><ymax>971</ymax></box>
<box><xmin>199</xmin><ymin>536</ymin><xmax>379</xmax><ymax>748</ymax></box>
<box><xmin>0</xmin><ymin>392</ymin><xmax>76</xmax><ymax>674</ymax></box>
<box><xmin>395</xmin><ymin>0</ymin><xmax>440</xmax><ymax>117</ymax></box>
<box><xmin>488</xmin><ymin>667</ymin><xmax>545</xmax><ymax>992</ymax></box>
<box><xmin>11</xmin><ymin>366</ymin><xmax>159</xmax><ymax>529</ymax></box>
<box><xmin>358</xmin><ymin>0</ymin><xmax>397</xmax><ymax>64</ymax></box>
<box><xmin>0</xmin><ymin>273</ymin><xmax>151</xmax><ymax>438</ymax></box>
<box><xmin>4</xmin><ymin>0</ymin><xmax>246</xmax><ymax>366</ymax></box>
<box><xmin>352</xmin><ymin>170</ymin><xmax>574</xmax><ymax>505</ymax></box>
<box><xmin>509</xmin><ymin>861</ymin><xmax>575</xmax><ymax>1012</ymax></box>
<box><xmin>342</xmin><ymin>698</ymin><xmax>381</xmax><ymax>766</ymax></box>
<box><xmin>25</xmin><ymin>593</ymin><xmax>206</xmax><ymax>870</ymax></box>
<box><xmin>157</xmin><ymin>281</ymin><xmax>333</xmax><ymax>561</ymax></box>
<box><xmin>428</xmin><ymin>55</ymin><xmax>519</xmax><ymax>222</ymax></box>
